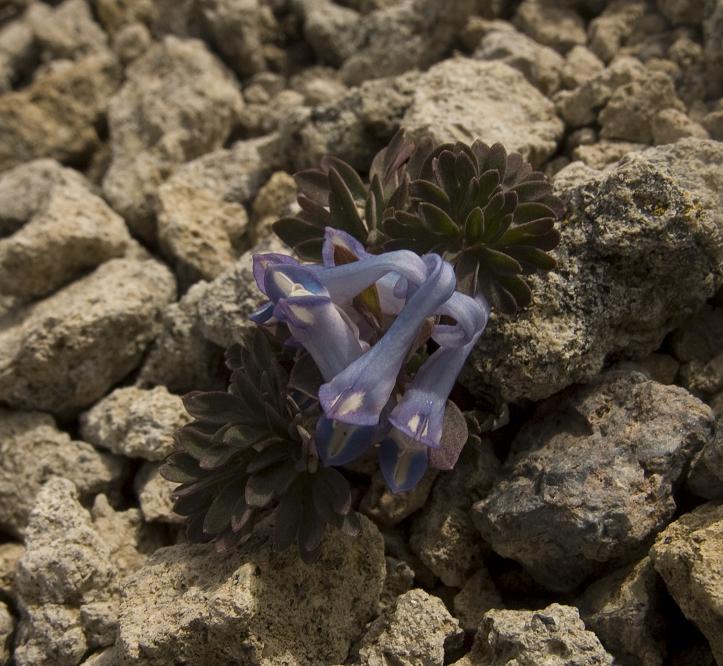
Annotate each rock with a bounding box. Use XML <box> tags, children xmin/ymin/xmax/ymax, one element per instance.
<box><xmin>352</xmin><ymin>589</ymin><xmax>462</xmax><ymax>666</ymax></box>
<box><xmin>0</xmin><ymin>181</ymin><xmax>131</xmax><ymax>302</ymax></box>
<box><xmin>0</xmin><ymin>410</ymin><xmax>124</xmax><ymax>537</ymax></box>
<box><xmin>111</xmin><ymin>21</ymin><xmax>151</xmax><ymax>64</ymax></box>
<box><xmin>14</xmin><ymin>479</ymin><xmax>149</xmax><ymax>665</ymax></box>
<box><xmin>614</xmin><ymin>352</ymin><xmax>680</xmax><ymax>385</ymax></box>
<box><xmin>156</xmin><ymin>135</ymin><xmax>280</xmax><ymax>285</ymax></box>
<box><xmin>80</xmin><ymin>386</ymin><xmax>190</xmax><ymax>461</ymax></box>
<box><xmin>0</xmin><ymin>541</ymin><xmax>23</xmax><ymax>597</ymax></box>
<box><xmin>251</xmin><ymin>171</ymin><xmax>297</xmax><ymax>223</ymax></box>
<box><xmin>702</xmin><ymin>108</ymin><xmax>723</xmax><ymax>140</ymax></box>
<box><xmin>578</xmin><ymin>557</ymin><xmax>668</xmax><ymax>666</ymax></box>
<box><xmin>658</xmin><ymin>0</ymin><xmax>707</xmax><ymax>26</ymax></box>
<box><xmin>475</xmin><ymin>28</ymin><xmax>565</xmax><ymax>95</ymax></box>
<box><xmin>0</xmin><ymin>601</ymin><xmax>12</xmax><ymax>665</ymax></box>
<box><xmin>289</xmin><ymin>67</ymin><xmax>347</xmax><ymax>107</ymax></box>
<box><xmin>0</xmin><ymin>158</ymin><xmax>89</xmax><ymax>237</ymax></box>
<box><xmin>102</xmin><ymin>36</ymin><xmax>243</xmax><ymax>242</ymax></box>
<box><xmin>0</xmin><ymin>17</ymin><xmax>35</xmax><ymax>93</ymax></box>
<box><xmin>458</xmin><ymin>604</ymin><xmax>614</xmax><ymax>666</ymax></box>
<box><xmin>473</xmin><ymin>371</ymin><xmax>714</xmax><ymax>592</ymax></box>
<box><xmin>296</xmin><ymin>0</ymin><xmax>362</xmax><ymax>67</ymax></box>
<box><xmin>650</xmin><ymin>501</ymin><xmax>723</xmax><ymax>664</ymax></box>
<box><xmin>599</xmin><ymin>69</ymin><xmax>686</xmax><ymax>144</ymax></box>
<box><xmin>468</xmin><ymin>140</ymin><xmax>723</xmax><ymax>403</ymax></box>
<box><xmin>589</xmin><ymin>0</ymin><xmax>648</xmax><ymax>63</ymax></box>
<box><xmin>410</xmin><ymin>441</ymin><xmax>499</xmax><ymax>587</ymax></box>
<box><xmin>0</xmin><ymin>52</ymin><xmax>120</xmax><ymax>172</ymax></box>
<box><xmin>26</xmin><ymin>0</ymin><xmax>108</xmax><ymax>61</ymax></box>
<box><xmin>380</xmin><ymin>557</ymin><xmax>415</xmax><ymax>611</ymax></box>
<box><xmin>687</xmin><ymin>415</ymin><xmax>723</xmax><ymax>499</ymax></box>
<box><xmin>703</xmin><ymin>0</ymin><xmax>723</xmax><ymax>98</ymax></box>
<box><xmin>238</xmin><ymin>81</ymin><xmax>305</xmax><ymax>137</ymax></box>
<box><xmin>572</xmin><ymin>140</ymin><xmax>646</xmax><ymax>169</ymax></box>
<box><xmin>453</xmin><ymin>567</ymin><xmax>504</xmax><ymax>631</ymax></box>
<box><xmin>513</xmin><ymin>0</ymin><xmax>586</xmax><ymax>53</ymax></box>
<box><xmin>402</xmin><ymin>58</ymin><xmax>563</xmax><ymax>167</ymax></box>
<box><xmin>133</xmin><ymin>462</ymin><xmax>181</xmax><ymax>524</ymax></box>
<box><xmin>0</xmin><ymin>257</ymin><xmax>176</xmax><ymax>415</ymax></box>
<box><xmin>360</xmin><ymin>469</ymin><xmax>438</xmax><ymax>527</ymax></box>
<box><xmin>561</xmin><ymin>46</ymin><xmax>605</xmax><ymax>90</ymax></box>
<box><xmin>116</xmin><ymin>516</ymin><xmax>385</xmax><ymax>664</ymax></box>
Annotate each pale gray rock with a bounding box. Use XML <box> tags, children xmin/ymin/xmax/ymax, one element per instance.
<box><xmin>353</xmin><ymin>589</ymin><xmax>462</xmax><ymax>666</ymax></box>
<box><xmin>296</xmin><ymin>0</ymin><xmax>362</xmax><ymax>66</ymax></box>
<box><xmin>513</xmin><ymin>0</ymin><xmax>586</xmax><ymax>52</ymax></box>
<box><xmin>0</xmin><ymin>181</ymin><xmax>131</xmax><ymax>302</ymax></box>
<box><xmin>0</xmin><ymin>16</ymin><xmax>35</xmax><ymax>93</ymax></box>
<box><xmin>133</xmin><ymin>462</ymin><xmax>181</xmax><ymax>524</ymax></box>
<box><xmin>238</xmin><ymin>85</ymin><xmax>305</xmax><ymax>137</ymax></box>
<box><xmin>0</xmin><ymin>52</ymin><xmax>120</xmax><ymax>172</ymax></box>
<box><xmin>589</xmin><ymin>0</ymin><xmax>648</xmax><ymax>63</ymax></box>
<box><xmin>572</xmin><ymin>140</ymin><xmax>646</xmax><ymax>169</ymax></box>
<box><xmin>116</xmin><ymin>516</ymin><xmax>385</xmax><ymax>664</ymax></box>
<box><xmin>251</xmin><ymin>171</ymin><xmax>298</xmax><ymax>224</ymax></box>
<box><xmin>599</xmin><ymin>69</ymin><xmax>686</xmax><ymax>144</ymax></box>
<box><xmin>80</xmin><ymin>386</ymin><xmax>190</xmax><ymax>461</ymax></box>
<box><xmin>703</xmin><ymin>0</ymin><xmax>723</xmax><ymax>98</ymax></box>
<box><xmin>475</xmin><ymin>28</ymin><xmax>565</xmax><ymax>95</ymax></box>
<box><xmin>289</xmin><ymin>67</ymin><xmax>347</xmax><ymax>107</ymax></box>
<box><xmin>0</xmin><ymin>541</ymin><xmax>23</xmax><ymax>598</ymax></box>
<box><xmin>0</xmin><ymin>600</ymin><xmax>12</xmax><ymax>665</ymax></box>
<box><xmin>410</xmin><ymin>441</ymin><xmax>499</xmax><ymax>587</ymax></box>
<box><xmin>0</xmin><ymin>158</ymin><xmax>89</xmax><ymax>236</ymax></box>
<box><xmin>94</xmin><ymin>0</ymin><xmax>156</xmax><ymax>33</ymax></box>
<box><xmin>102</xmin><ymin>36</ymin><xmax>243</xmax><ymax>242</ymax></box>
<box><xmin>0</xmin><ymin>257</ymin><xmax>176</xmax><ymax>415</ymax></box>
<box><xmin>468</xmin><ymin>140</ymin><xmax>723</xmax><ymax>403</ymax></box>
<box><xmin>687</xmin><ymin>415</ymin><xmax>723</xmax><ymax>500</ymax></box>
<box><xmin>702</xmin><ymin>108</ymin><xmax>723</xmax><ymax>140</ymax></box>
<box><xmin>402</xmin><ymin>58</ymin><xmax>563</xmax><ymax>167</ymax></box>
<box><xmin>578</xmin><ymin>557</ymin><xmax>668</xmax><ymax>666</ymax></box>
<box><xmin>458</xmin><ymin>604</ymin><xmax>614</xmax><ymax>666</ymax></box>
<box><xmin>111</xmin><ymin>21</ymin><xmax>151</xmax><ymax>64</ymax></box>
<box><xmin>650</xmin><ymin>501</ymin><xmax>723</xmax><ymax>665</ymax></box>
<box><xmin>561</xmin><ymin>45</ymin><xmax>605</xmax><ymax>90</ymax></box>
<box><xmin>453</xmin><ymin>567</ymin><xmax>504</xmax><ymax>631</ymax></box>
<box><xmin>473</xmin><ymin>371</ymin><xmax>714</xmax><ymax>592</ymax></box>
<box><xmin>0</xmin><ymin>410</ymin><xmax>124</xmax><ymax>537</ymax></box>
<box><xmin>157</xmin><ymin>135</ymin><xmax>280</xmax><ymax>285</ymax></box>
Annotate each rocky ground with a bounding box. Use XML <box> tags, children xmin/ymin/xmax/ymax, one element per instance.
<box><xmin>0</xmin><ymin>0</ymin><xmax>722</xmax><ymax>664</ymax></box>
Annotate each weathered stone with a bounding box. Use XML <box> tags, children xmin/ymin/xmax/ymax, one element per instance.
<box><xmin>614</xmin><ymin>353</ymin><xmax>680</xmax><ymax>386</ymax></box>
<box><xmin>658</xmin><ymin>0</ymin><xmax>707</xmax><ymax>26</ymax></box>
<box><xmin>687</xmin><ymin>415</ymin><xmax>723</xmax><ymax>500</ymax></box>
<box><xmin>380</xmin><ymin>557</ymin><xmax>415</xmax><ymax>612</ymax></box>
<box><xmin>572</xmin><ymin>140</ymin><xmax>646</xmax><ymax>169</ymax></box>
<box><xmin>296</xmin><ymin>0</ymin><xmax>362</xmax><ymax>66</ymax></box>
<box><xmin>0</xmin><ymin>257</ymin><xmax>176</xmax><ymax>415</ymax></box>
<box><xmin>402</xmin><ymin>58</ymin><xmax>563</xmax><ymax>167</ymax></box>
<box><xmin>289</xmin><ymin>67</ymin><xmax>347</xmax><ymax>107</ymax></box>
<box><xmin>360</xmin><ymin>469</ymin><xmax>438</xmax><ymax>527</ymax></box>
<box><xmin>561</xmin><ymin>45</ymin><xmax>605</xmax><ymax>90</ymax></box>
<box><xmin>475</xmin><ymin>28</ymin><xmax>565</xmax><ymax>95</ymax></box>
<box><xmin>80</xmin><ymin>386</ymin><xmax>190</xmax><ymax>461</ymax></box>
<box><xmin>468</xmin><ymin>140</ymin><xmax>723</xmax><ymax>403</ymax></box>
<box><xmin>410</xmin><ymin>441</ymin><xmax>499</xmax><ymax>587</ymax></box>
<box><xmin>353</xmin><ymin>589</ymin><xmax>462</xmax><ymax>666</ymax></box>
<box><xmin>578</xmin><ymin>557</ymin><xmax>668</xmax><ymax>666</ymax></box>
<box><xmin>599</xmin><ymin>69</ymin><xmax>686</xmax><ymax>144</ymax></box>
<box><xmin>473</xmin><ymin>371</ymin><xmax>714</xmax><ymax>592</ymax></box>
<box><xmin>94</xmin><ymin>0</ymin><xmax>156</xmax><ymax>33</ymax></box>
<box><xmin>252</xmin><ymin>171</ymin><xmax>297</xmax><ymax>223</ymax></box>
<box><xmin>651</xmin><ymin>501</ymin><xmax>723</xmax><ymax>664</ymax></box>
<box><xmin>0</xmin><ymin>181</ymin><xmax>130</xmax><ymax>302</ymax></box>
<box><xmin>703</xmin><ymin>0</ymin><xmax>723</xmax><ymax>98</ymax></box>
<box><xmin>102</xmin><ymin>36</ymin><xmax>243</xmax><ymax>242</ymax></box>
<box><xmin>453</xmin><ymin>567</ymin><xmax>504</xmax><ymax>631</ymax></box>
<box><xmin>458</xmin><ymin>604</ymin><xmax>614</xmax><ymax>666</ymax></box>
<box><xmin>0</xmin><ymin>411</ymin><xmax>124</xmax><ymax>537</ymax></box>
<box><xmin>0</xmin><ymin>52</ymin><xmax>120</xmax><ymax>171</ymax></box>
<box><xmin>0</xmin><ymin>17</ymin><xmax>35</xmax><ymax>93</ymax></box>
<box><xmin>111</xmin><ymin>21</ymin><xmax>151</xmax><ymax>64</ymax></box>
<box><xmin>116</xmin><ymin>516</ymin><xmax>385</xmax><ymax>664</ymax></box>
<box><xmin>133</xmin><ymin>462</ymin><xmax>181</xmax><ymax>524</ymax></box>
<box><xmin>157</xmin><ymin>135</ymin><xmax>280</xmax><ymax>285</ymax></box>
<box><xmin>589</xmin><ymin>0</ymin><xmax>647</xmax><ymax>63</ymax></box>
<box><xmin>513</xmin><ymin>0</ymin><xmax>586</xmax><ymax>52</ymax></box>
<box><xmin>0</xmin><ymin>541</ymin><xmax>23</xmax><ymax>597</ymax></box>
<box><xmin>0</xmin><ymin>600</ymin><xmax>12</xmax><ymax>665</ymax></box>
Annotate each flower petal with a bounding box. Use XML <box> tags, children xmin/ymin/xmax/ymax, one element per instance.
<box><xmin>379</xmin><ymin>432</ymin><xmax>428</xmax><ymax>493</ymax></box>
<box><xmin>315</xmin><ymin>416</ymin><xmax>377</xmax><ymax>466</ymax></box>
<box><xmin>264</xmin><ymin>263</ymin><xmax>328</xmax><ymax>303</ymax></box>
<box><xmin>253</xmin><ymin>253</ymin><xmax>299</xmax><ymax>295</ymax></box>
<box><xmin>432</xmin><ymin>293</ymin><xmax>490</xmax><ymax>348</ymax></box>
<box><xmin>322</xmin><ymin>227</ymin><xmax>368</xmax><ymax>267</ymax></box>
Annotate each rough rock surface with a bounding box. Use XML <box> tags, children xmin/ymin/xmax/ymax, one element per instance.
<box><xmin>0</xmin><ymin>410</ymin><xmax>124</xmax><ymax>537</ymax></box>
<box><xmin>353</xmin><ymin>589</ymin><xmax>462</xmax><ymax>666</ymax></box>
<box><xmin>457</xmin><ymin>604</ymin><xmax>614</xmax><ymax>666</ymax></box>
<box><xmin>650</xmin><ymin>502</ymin><xmax>723</xmax><ymax>664</ymax></box>
<box><xmin>0</xmin><ymin>541</ymin><xmax>23</xmax><ymax>597</ymax></box>
<box><xmin>0</xmin><ymin>257</ymin><xmax>176</xmax><ymax>415</ymax></box>
<box><xmin>80</xmin><ymin>386</ymin><xmax>190</xmax><ymax>461</ymax></box>
<box><xmin>469</xmin><ymin>140</ymin><xmax>723</xmax><ymax>403</ymax></box>
<box><xmin>133</xmin><ymin>462</ymin><xmax>180</xmax><ymax>524</ymax></box>
<box><xmin>116</xmin><ymin>516</ymin><xmax>385</xmax><ymax>664</ymax></box>
<box><xmin>687</xmin><ymin>416</ymin><xmax>723</xmax><ymax>499</ymax></box>
<box><xmin>577</xmin><ymin>557</ymin><xmax>668</xmax><ymax>666</ymax></box>
<box><xmin>514</xmin><ymin>0</ymin><xmax>586</xmax><ymax>52</ymax></box>
<box><xmin>102</xmin><ymin>36</ymin><xmax>243</xmax><ymax>241</ymax></box>
<box><xmin>473</xmin><ymin>371</ymin><xmax>714</xmax><ymax>592</ymax></box>
<box><xmin>0</xmin><ymin>601</ymin><xmax>12</xmax><ymax>665</ymax></box>
<box><xmin>453</xmin><ymin>567</ymin><xmax>505</xmax><ymax>631</ymax></box>
<box><xmin>402</xmin><ymin>58</ymin><xmax>564</xmax><ymax>167</ymax></box>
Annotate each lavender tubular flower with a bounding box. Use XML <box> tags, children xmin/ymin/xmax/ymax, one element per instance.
<box><xmin>319</xmin><ymin>254</ymin><xmax>456</xmax><ymax>426</ymax></box>
<box><xmin>379</xmin><ymin>431</ymin><xmax>429</xmax><ymax>493</ymax></box>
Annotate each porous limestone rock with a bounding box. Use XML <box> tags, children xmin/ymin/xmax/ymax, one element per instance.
<box><xmin>0</xmin><ymin>541</ymin><xmax>23</xmax><ymax>597</ymax></box>
<box><xmin>0</xmin><ymin>601</ymin><xmax>12</xmax><ymax>665</ymax></box>
<box><xmin>513</xmin><ymin>0</ymin><xmax>586</xmax><ymax>52</ymax></box>
<box><xmin>578</xmin><ymin>557</ymin><xmax>668</xmax><ymax>666</ymax></box>
<box><xmin>352</xmin><ymin>589</ymin><xmax>462</xmax><ymax>666</ymax></box>
<box><xmin>402</xmin><ymin>58</ymin><xmax>563</xmax><ymax>167</ymax></box>
<box><xmin>650</xmin><ymin>501</ymin><xmax>723</xmax><ymax>664</ymax></box>
<box><xmin>571</xmin><ymin>140</ymin><xmax>645</xmax><ymax>169</ymax></box>
<box><xmin>588</xmin><ymin>0</ymin><xmax>647</xmax><ymax>63</ymax></box>
<box><xmin>111</xmin><ymin>21</ymin><xmax>151</xmax><ymax>64</ymax></box>
<box><xmin>703</xmin><ymin>0</ymin><xmax>723</xmax><ymax>98</ymax></box>
<box><xmin>102</xmin><ymin>36</ymin><xmax>243</xmax><ymax>242</ymax></box>
<box><xmin>410</xmin><ymin>441</ymin><xmax>499</xmax><ymax>587</ymax></box>
<box><xmin>468</xmin><ymin>140</ymin><xmax>723</xmax><ymax>403</ymax></box>
<box><xmin>687</xmin><ymin>416</ymin><xmax>723</xmax><ymax>499</ymax></box>
<box><xmin>657</xmin><ymin>0</ymin><xmax>707</xmax><ymax>26</ymax></box>
<box><xmin>0</xmin><ymin>410</ymin><xmax>124</xmax><ymax>537</ymax></box>
<box><xmin>0</xmin><ymin>52</ymin><xmax>120</xmax><ymax>171</ymax></box>
<box><xmin>561</xmin><ymin>46</ymin><xmax>605</xmax><ymax>90</ymax></box>
<box><xmin>80</xmin><ymin>386</ymin><xmax>190</xmax><ymax>461</ymax></box>
<box><xmin>457</xmin><ymin>604</ymin><xmax>614</xmax><ymax>666</ymax></box>
<box><xmin>133</xmin><ymin>462</ymin><xmax>180</xmax><ymax>524</ymax></box>
<box><xmin>652</xmin><ymin>109</ymin><xmax>709</xmax><ymax>145</ymax></box>
<box><xmin>473</xmin><ymin>371</ymin><xmax>714</xmax><ymax>592</ymax></box>
<box><xmin>0</xmin><ymin>257</ymin><xmax>176</xmax><ymax>415</ymax></box>
<box><xmin>453</xmin><ymin>567</ymin><xmax>505</xmax><ymax>631</ymax></box>
<box><xmin>0</xmin><ymin>181</ymin><xmax>131</xmax><ymax>302</ymax></box>
<box><xmin>380</xmin><ymin>557</ymin><xmax>415</xmax><ymax>612</ymax></box>
<box><xmin>116</xmin><ymin>516</ymin><xmax>385</xmax><ymax>664</ymax></box>
<box><xmin>0</xmin><ymin>16</ymin><xmax>35</xmax><ymax>93</ymax></box>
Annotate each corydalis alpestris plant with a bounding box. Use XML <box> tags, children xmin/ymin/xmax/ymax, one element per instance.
<box><xmin>162</xmin><ymin>131</ymin><xmax>562</xmax><ymax>562</ymax></box>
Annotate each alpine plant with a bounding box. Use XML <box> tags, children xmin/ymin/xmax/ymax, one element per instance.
<box><xmin>162</xmin><ymin>131</ymin><xmax>563</xmax><ymax>562</ymax></box>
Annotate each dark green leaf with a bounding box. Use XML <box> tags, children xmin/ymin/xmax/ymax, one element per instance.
<box><xmin>182</xmin><ymin>391</ymin><xmax>246</xmax><ymax>423</ymax></box>
<box><xmin>328</xmin><ymin>167</ymin><xmax>367</xmax><ymax>240</ymax></box>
